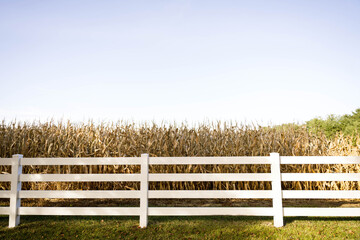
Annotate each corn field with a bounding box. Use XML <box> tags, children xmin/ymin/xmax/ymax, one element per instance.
<box><xmin>1</xmin><ymin>120</ymin><xmax>360</xmax><ymax>192</ymax></box>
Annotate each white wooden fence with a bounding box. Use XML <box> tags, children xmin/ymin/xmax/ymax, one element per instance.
<box><xmin>1</xmin><ymin>153</ymin><xmax>360</xmax><ymax>228</ymax></box>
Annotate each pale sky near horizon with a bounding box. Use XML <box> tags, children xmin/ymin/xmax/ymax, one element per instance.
<box><xmin>1</xmin><ymin>0</ymin><xmax>359</xmax><ymax>126</ymax></box>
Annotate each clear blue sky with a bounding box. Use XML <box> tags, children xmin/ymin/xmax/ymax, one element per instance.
<box><xmin>1</xmin><ymin>0</ymin><xmax>359</xmax><ymax>125</ymax></box>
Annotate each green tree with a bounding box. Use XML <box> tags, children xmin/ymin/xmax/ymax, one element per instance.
<box><xmin>306</xmin><ymin>108</ymin><xmax>360</xmax><ymax>138</ymax></box>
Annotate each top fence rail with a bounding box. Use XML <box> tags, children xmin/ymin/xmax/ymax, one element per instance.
<box><xmin>280</xmin><ymin>156</ymin><xmax>360</xmax><ymax>164</ymax></box>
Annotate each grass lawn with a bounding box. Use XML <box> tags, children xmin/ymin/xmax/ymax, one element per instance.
<box><xmin>1</xmin><ymin>215</ymin><xmax>360</xmax><ymax>240</ymax></box>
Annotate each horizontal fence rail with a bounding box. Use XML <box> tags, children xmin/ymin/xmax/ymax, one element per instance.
<box><xmin>1</xmin><ymin>153</ymin><xmax>360</xmax><ymax>228</ymax></box>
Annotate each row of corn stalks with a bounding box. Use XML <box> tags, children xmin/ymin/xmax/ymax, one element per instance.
<box><xmin>0</xmin><ymin>120</ymin><xmax>359</xmax><ymax>192</ymax></box>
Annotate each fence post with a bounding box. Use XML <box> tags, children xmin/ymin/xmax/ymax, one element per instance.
<box><xmin>9</xmin><ymin>154</ymin><xmax>23</xmax><ymax>228</ymax></box>
<box><xmin>270</xmin><ymin>152</ymin><xmax>284</xmax><ymax>227</ymax></box>
<box><xmin>140</xmin><ymin>153</ymin><xmax>149</xmax><ymax>228</ymax></box>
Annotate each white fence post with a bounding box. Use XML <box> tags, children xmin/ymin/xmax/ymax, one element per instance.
<box><xmin>270</xmin><ymin>152</ymin><xmax>284</xmax><ymax>227</ymax></box>
<box><xmin>9</xmin><ymin>154</ymin><xmax>23</xmax><ymax>228</ymax></box>
<box><xmin>140</xmin><ymin>153</ymin><xmax>149</xmax><ymax>228</ymax></box>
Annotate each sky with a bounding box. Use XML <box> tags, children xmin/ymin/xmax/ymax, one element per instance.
<box><xmin>0</xmin><ymin>0</ymin><xmax>359</xmax><ymax>126</ymax></box>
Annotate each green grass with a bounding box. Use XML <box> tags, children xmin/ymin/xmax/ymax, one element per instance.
<box><xmin>1</xmin><ymin>215</ymin><xmax>360</xmax><ymax>240</ymax></box>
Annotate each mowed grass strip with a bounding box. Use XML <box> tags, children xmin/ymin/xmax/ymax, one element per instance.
<box><xmin>1</xmin><ymin>215</ymin><xmax>360</xmax><ymax>240</ymax></box>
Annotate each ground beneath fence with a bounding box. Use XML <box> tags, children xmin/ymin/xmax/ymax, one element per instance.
<box><xmin>2</xmin><ymin>215</ymin><xmax>360</xmax><ymax>240</ymax></box>
<box><xmin>1</xmin><ymin>198</ymin><xmax>360</xmax><ymax>208</ymax></box>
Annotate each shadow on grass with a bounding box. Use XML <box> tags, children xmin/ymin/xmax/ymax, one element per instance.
<box><xmin>0</xmin><ymin>215</ymin><xmax>272</xmax><ymax>224</ymax></box>
<box><xmin>284</xmin><ymin>216</ymin><xmax>360</xmax><ymax>225</ymax></box>
<box><xmin>0</xmin><ymin>215</ymin><xmax>138</xmax><ymax>224</ymax></box>
<box><xmin>1</xmin><ymin>214</ymin><xmax>360</xmax><ymax>228</ymax></box>
<box><xmin>0</xmin><ymin>215</ymin><xmax>272</xmax><ymax>240</ymax></box>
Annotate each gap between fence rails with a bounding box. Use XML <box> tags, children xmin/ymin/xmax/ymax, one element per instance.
<box><xmin>3</xmin><ymin>153</ymin><xmax>360</xmax><ymax>228</ymax></box>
